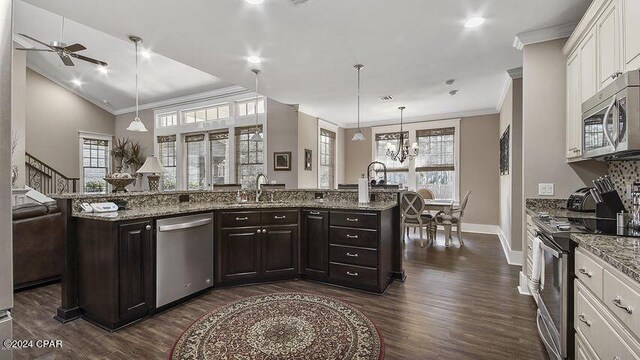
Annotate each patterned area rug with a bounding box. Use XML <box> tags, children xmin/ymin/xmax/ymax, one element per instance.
<box><xmin>169</xmin><ymin>293</ymin><xmax>384</xmax><ymax>359</ymax></box>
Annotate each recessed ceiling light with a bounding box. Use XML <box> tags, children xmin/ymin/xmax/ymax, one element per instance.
<box><xmin>464</xmin><ymin>17</ymin><xmax>485</xmax><ymax>28</ymax></box>
<box><xmin>246</xmin><ymin>0</ymin><xmax>264</xmax><ymax>4</ymax></box>
<box><xmin>97</xmin><ymin>66</ymin><xmax>108</xmax><ymax>75</ymax></box>
<box><xmin>247</xmin><ymin>56</ymin><xmax>262</xmax><ymax>64</ymax></box>
<box><xmin>71</xmin><ymin>78</ymin><xmax>83</xmax><ymax>87</ymax></box>
<box><xmin>140</xmin><ymin>49</ymin><xmax>151</xmax><ymax>59</ymax></box>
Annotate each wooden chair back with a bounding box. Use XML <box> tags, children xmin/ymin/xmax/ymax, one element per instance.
<box><xmin>400</xmin><ymin>191</ymin><xmax>426</xmax><ymax>221</ymax></box>
<box><xmin>417</xmin><ymin>188</ymin><xmax>435</xmax><ymax>200</ymax></box>
<box><xmin>458</xmin><ymin>191</ymin><xmax>471</xmax><ymax>218</ymax></box>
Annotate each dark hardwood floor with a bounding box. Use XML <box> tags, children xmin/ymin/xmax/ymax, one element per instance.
<box><xmin>11</xmin><ymin>232</ymin><xmax>546</xmax><ymax>359</ymax></box>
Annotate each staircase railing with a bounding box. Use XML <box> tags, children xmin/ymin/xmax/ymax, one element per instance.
<box><xmin>25</xmin><ymin>152</ymin><xmax>79</xmax><ymax>194</ymax></box>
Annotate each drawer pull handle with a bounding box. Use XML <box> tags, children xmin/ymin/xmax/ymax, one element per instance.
<box><xmin>346</xmin><ymin>217</ymin><xmax>359</xmax><ymax>222</ymax></box>
<box><xmin>346</xmin><ymin>252</ymin><xmax>359</xmax><ymax>257</ymax></box>
<box><xmin>346</xmin><ymin>271</ymin><xmax>358</xmax><ymax>277</ymax></box>
<box><xmin>346</xmin><ymin>234</ymin><xmax>359</xmax><ymax>239</ymax></box>
<box><xmin>274</xmin><ymin>216</ymin><xmax>286</xmax><ymax>220</ymax></box>
<box><xmin>578</xmin><ymin>268</ymin><xmax>592</xmax><ymax>278</ymax></box>
<box><xmin>310</xmin><ymin>211</ymin><xmax>321</xmax><ymax>215</ymax></box>
<box><xmin>613</xmin><ymin>297</ymin><xmax>633</xmax><ymax>314</ymax></box>
<box><xmin>236</xmin><ymin>217</ymin><xmax>249</xmax><ymax>221</ymax></box>
<box><xmin>577</xmin><ymin>313</ymin><xmax>592</xmax><ymax>327</ymax></box>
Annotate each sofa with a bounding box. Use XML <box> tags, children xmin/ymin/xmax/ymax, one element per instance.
<box><xmin>12</xmin><ymin>202</ymin><xmax>63</xmax><ymax>291</ymax></box>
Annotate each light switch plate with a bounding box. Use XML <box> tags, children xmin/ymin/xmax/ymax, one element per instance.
<box><xmin>538</xmin><ymin>183</ymin><xmax>555</xmax><ymax>196</ymax></box>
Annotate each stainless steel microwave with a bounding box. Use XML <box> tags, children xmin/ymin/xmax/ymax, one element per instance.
<box><xmin>582</xmin><ymin>70</ymin><xmax>640</xmax><ymax>159</ymax></box>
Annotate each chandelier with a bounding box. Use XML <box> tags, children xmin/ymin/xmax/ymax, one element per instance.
<box><xmin>386</xmin><ymin>106</ymin><xmax>418</xmax><ymax>164</ymax></box>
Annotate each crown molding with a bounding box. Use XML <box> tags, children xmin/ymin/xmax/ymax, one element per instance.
<box><xmin>342</xmin><ymin>108</ymin><xmax>498</xmax><ymax>129</ymax></box>
<box><xmin>507</xmin><ymin>67</ymin><xmax>523</xmax><ymax>79</ymax></box>
<box><xmin>512</xmin><ymin>22</ymin><xmax>576</xmax><ymax>51</ymax></box>
<box><xmin>496</xmin><ymin>73</ymin><xmax>512</xmax><ymax>113</ymax></box>
<box><xmin>113</xmin><ymin>85</ymin><xmax>249</xmax><ymax>115</ymax></box>
<box><xmin>26</xmin><ymin>63</ymin><xmax>116</xmax><ymax>114</ymax></box>
<box><xmin>297</xmin><ymin>104</ymin><xmax>323</xmax><ymax>119</ymax></box>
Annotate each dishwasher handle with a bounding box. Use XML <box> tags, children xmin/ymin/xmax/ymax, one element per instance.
<box><xmin>158</xmin><ymin>218</ymin><xmax>212</xmax><ymax>232</ymax></box>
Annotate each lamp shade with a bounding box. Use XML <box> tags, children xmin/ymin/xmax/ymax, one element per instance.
<box><xmin>352</xmin><ymin>129</ymin><xmax>365</xmax><ymax>141</ymax></box>
<box><xmin>126</xmin><ymin>116</ymin><xmax>148</xmax><ymax>132</ymax></box>
<box><xmin>136</xmin><ymin>156</ymin><xmax>165</xmax><ymax>174</ymax></box>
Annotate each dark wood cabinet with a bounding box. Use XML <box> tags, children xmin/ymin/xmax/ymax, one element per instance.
<box><xmin>262</xmin><ymin>225</ymin><xmax>297</xmax><ymax>277</ymax></box>
<box><xmin>301</xmin><ymin>210</ymin><xmax>329</xmax><ymax>280</ymax></box>
<box><xmin>219</xmin><ymin>227</ymin><xmax>261</xmax><ymax>282</ymax></box>
<box><xmin>76</xmin><ymin>218</ymin><xmax>154</xmax><ymax>330</ymax></box>
<box><xmin>118</xmin><ymin>221</ymin><xmax>154</xmax><ymax>324</ymax></box>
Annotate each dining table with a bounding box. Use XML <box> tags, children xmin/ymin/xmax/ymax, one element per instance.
<box><xmin>424</xmin><ymin>199</ymin><xmax>455</xmax><ymax>246</ymax></box>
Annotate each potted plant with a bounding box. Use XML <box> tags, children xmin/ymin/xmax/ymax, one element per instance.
<box><xmin>111</xmin><ymin>137</ymin><xmax>130</xmax><ymax>172</ymax></box>
<box><xmin>125</xmin><ymin>140</ymin><xmax>145</xmax><ymax>174</ymax></box>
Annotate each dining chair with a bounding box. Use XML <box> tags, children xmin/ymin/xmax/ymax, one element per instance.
<box><xmin>400</xmin><ymin>191</ymin><xmax>434</xmax><ymax>248</ymax></box>
<box><xmin>416</xmin><ymin>188</ymin><xmax>435</xmax><ymax>200</ymax></box>
<box><xmin>414</xmin><ymin>188</ymin><xmax>436</xmax><ymax>237</ymax></box>
<box><xmin>435</xmin><ymin>191</ymin><xmax>471</xmax><ymax>246</ymax></box>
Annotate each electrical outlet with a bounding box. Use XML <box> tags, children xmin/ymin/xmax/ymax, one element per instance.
<box><xmin>538</xmin><ymin>183</ymin><xmax>555</xmax><ymax>196</ymax></box>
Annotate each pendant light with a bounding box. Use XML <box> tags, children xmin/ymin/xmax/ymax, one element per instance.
<box><xmin>126</xmin><ymin>35</ymin><xmax>148</xmax><ymax>132</ymax></box>
<box><xmin>386</xmin><ymin>106</ymin><xmax>418</xmax><ymax>164</ymax></box>
<box><xmin>250</xmin><ymin>69</ymin><xmax>263</xmax><ymax>142</ymax></box>
<box><xmin>352</xmin><ymin>64</ymin><xmax>366</xmax><ymax>141</ymax></box>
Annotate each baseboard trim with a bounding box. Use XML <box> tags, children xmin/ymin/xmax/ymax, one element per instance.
<box><xmin>517</xmin><ymin>271</ymin><xmax>532</xmax><ymax>296</ymax></box>
<box><xmin>497</xmin><ymin>230</ymin><xmax>523</xmax><ymax>266</ymax></box>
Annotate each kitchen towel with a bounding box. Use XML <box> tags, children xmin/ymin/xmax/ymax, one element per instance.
<box><xmin>358</xmin><ymin>176</ymin><xmax>370</xmax><ymax>204</ymax></box>
<box><xmin>530</xmin><ymin>236</ymin><xmax>544</xmax><ymax>293</ymax></box>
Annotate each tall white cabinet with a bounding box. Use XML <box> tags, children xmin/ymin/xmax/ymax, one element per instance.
<box><xmin>563</xmin><ymin>0</ymin><xmax>640</xmax><ymax>162</ymax></box>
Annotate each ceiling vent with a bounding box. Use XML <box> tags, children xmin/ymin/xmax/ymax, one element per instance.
<box><xmin>379</xmin><ymin>95</ymin><xmax>394</xmax><ymax>101</ymax></box>
<box><xmin>291</xmin><ymin>0</ymin><xmax>310</xmax><ymax>4</ymax></box>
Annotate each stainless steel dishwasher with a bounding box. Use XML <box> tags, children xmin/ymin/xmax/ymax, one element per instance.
<box><xmin>156</xmin><ymin>213</ymin><xmax>214</xmax><ymax>308</ymax></box>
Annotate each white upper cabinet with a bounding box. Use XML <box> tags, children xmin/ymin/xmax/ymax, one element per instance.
<box><xmin>622</xmin><ymin>0</ymin><xmax>640</xmax><ymax>71</ymax></box>
<box><xmin>581</xmin><ymin>30</ymin><xmax>598</xmax><ymax>103</ymax></box>
<box><xmin>567</xmin><ymin>50</ymin><xmax>583</xmax><ymax>160</ymax></box>
<box><xmin>597</xmin><ymin>0</ymin><xmax>623</xmax><ymax>89</ymax></box>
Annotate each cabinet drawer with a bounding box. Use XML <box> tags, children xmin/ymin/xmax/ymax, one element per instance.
<box><xmin>219</xmin><ymin>211</ymin><xmax>261</xmax><ymax>228</ymax></box>
<box><xmin>576</xmin><ymin>284</ymin><xmax>639</xmax><ymax>360</ymax></box>
<box><xmin>329</xmin><ymin>226</ymin><xmax>377</xmax><ymax>248</ymax></box>
<box><xmin>330</xmin><ymin>211</ymin><xmax>377</xmax><ymax>229</ymax></box>
<box><xmin>262</xmin><ymin>210</ymin><xmax>298</xmax><ymax>226</ymax></box>
<box><xmin>604</xmin><ymin>269</ymin><xmax>640</xmax><ymax>337</ymax></box>
<box><xmin>329</xmin><ymin>262</ymin><xmax>377</xmax><ymax>288</ymax></box>
<box><xmin>576</xmin><ymin>249</ymin><xmax>604</xmax><ymax>299</ymax></box>
<box><xmin>576</xmin><ymin>330</ymin><xmax>599</xmax><ymax>360</ymax></box>
<box><xmin>330</xmin><ymin>245</ymin><xmax>377</xmax><ymax>268</ymax></box>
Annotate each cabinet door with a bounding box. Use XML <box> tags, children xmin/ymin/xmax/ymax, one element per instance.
<box><xmin>118</xmin><ymin>220</ymin><xmax>154</xmax><ymax>323</ymax></box>
<box><xmin>597</xmin><ymin>1</ymin><xmax>623</xmax><ymax>89</ymax></box>
<box><xmin>581</xmin><ymin>30</ymin><xmax>598</xmax><ymax>102</ymax></box>
<box><xmin>567</xmin><ymin>50</ymin><xmax>583</xmax><ymax>160</ymax></box>
<box><xmin>220</xmin><ymin>227</ymin><xmax>261</xmax><ymax>282</ymax></box>
<box><xmin>262</xmin><ymin>225</ymin><xmax>298</xmax><ymax>277</ymax></box>
<box><xmin>622</xmin><ymin>0</ymin><xmax>640</xmax><ymax>71</ymax></box>
<box><xmin>301</xmin><ymin>210</ymin><xmax>329</xmax><ymax>279</ymax></box>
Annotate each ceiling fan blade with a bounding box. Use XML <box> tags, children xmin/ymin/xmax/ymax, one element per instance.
<box><xmin>64</xmin><ymin>43</ymin><xmax>86</xmax><ymax>53</ymax></box>
<box><xmin>18</xmin><ymin>33</ymin><xmax>54</xmax><ymax>50</ymax></box>
<box><xmin>15</xmin><ymin>48</ymin><xmax>54</xmax><ymax>52</ymax></box>
<box><xmin>69</xmin><ymin>53</ymin><xmax>107</xmax><ymax>67</ymax></box>
<box><xmin>59</xmin><ymin>54</ymin><xmax>74</xmax><ymax>66</ymax></box>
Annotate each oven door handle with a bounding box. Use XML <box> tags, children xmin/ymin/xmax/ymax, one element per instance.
<box><xmin>536</xmin><ymin>310</ymin><xmax>563</xmax><ymax>360</ymax></box>
<box><xmin>540</xmin><ymin>242</ymin><xmax>563</xmax><ymax>258</ymax></box>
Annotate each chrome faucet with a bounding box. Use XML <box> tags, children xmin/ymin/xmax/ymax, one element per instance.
<box><xmin>255</xmin><ymin>173</ymin><xmax>268</xmax><ymax>202</ymax></box>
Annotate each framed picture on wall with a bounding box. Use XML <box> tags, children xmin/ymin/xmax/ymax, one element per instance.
<box><xmin>304</xmin><ymin>149</ymin><xmax>312</xmax><ymax>171</ymax></box>
<box><xmin>274</xmin><ymin>151</ymin><xmax>292</xmax><ymax>171</ymax></box>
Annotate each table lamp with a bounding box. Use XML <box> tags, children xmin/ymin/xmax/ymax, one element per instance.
<box><xmin>136</xmin><ymin>156</ymin><xmax>165</xmax><ymax>191</ymax></box>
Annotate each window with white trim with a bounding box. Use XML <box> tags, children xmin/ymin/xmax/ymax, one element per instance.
<box><xmin>416</xmin><ymin>127</ymin><xmax>456</xmax><ymax>200</ymax></box>
<box><xmin>236</xmin><ymin>98</ymin><xmax>265</xmax><ymax>117</ymax></box>
<box><xmin>374</xmin><ymin>132</ymin><xmax>409</xmax><ymax>186</ymax></box>
<box><xmin>319</xmin><ymin>128</ymin><xmax>335</xmax><ymax>189</ymax></box>
<box><xmin>185</xmin><ymin>134</ymin><xmax>206</xmax><ymax>189</ymax></box>
<box><xmin>158</xmin><ymin>113</ymin><xmax>178</xmax><ymax>127</ymax></box>
<box><xmin>236</xmin><ymin>125</ymin><xmax>264</xmax><ymax>189</ymax></box>
<box><xmin>158</xmin><ymin>135</ymin><xmax>177</xmax><ymax>190</ymax></box>
<box><xmin>81</xmin><ymin>138</ymin><xmax>110</xmax><ymax>193</ymax></box>
<box><xmin>182</xmin><ymin>104</ymin><xmax>230</xmax><ymax>124</ymax></box>
<box><xmin>209</xmin><ymin>132</ymin><xmax>229</xmax><ymax>185</ymax></box>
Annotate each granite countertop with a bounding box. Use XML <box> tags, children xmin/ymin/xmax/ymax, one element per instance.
<box><xmin>72</xmin><ymin>200</ymin><xmax>398</xmax><ymax>221</ymax></box>
<box><xmin>572</xmin><ymin>233</ymin><xmax>640</xmax><ymax>284</ymax></box>
<box><xmin>525</xmin><ymin>197</ymin><xmax>598</xmax><ymax>219</ymax></box>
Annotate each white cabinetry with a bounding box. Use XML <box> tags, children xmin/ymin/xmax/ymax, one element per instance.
<box><xmin>581</xmin><ymin>30</ymin><xmax>599</xmax><ymax>103</ymax></box>
<box><xmin>597</xmin><ymin>0</ymin><xmax>623</xmax><ymax>89</ymax></box>
<box><xmin>567</xmin><ymin>51</ymin><xmax>583</xmax><ymax>159</ymax></box>
<box><xmin>622</xmin><ymin>0</ymin><xmax>640</xmax><ymax>71</ymax></box>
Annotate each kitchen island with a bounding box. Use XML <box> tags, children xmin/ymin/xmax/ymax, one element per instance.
<box><xmin>50</xmin><ymin>189</ymin><xmax>402</xmax><ymax>330</ymax></box>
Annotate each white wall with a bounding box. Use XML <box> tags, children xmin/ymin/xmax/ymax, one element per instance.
<box><xmin>266</xmin><ymin>98</ymin><xmax>298</xmax><ymax>188</ymax></box>
<box><xmin>297</xmin><ymin>111</ymin><xmax>318</xmax><ymax>188</ymax></box>
<box><xmin>11</xmin><ymin>44</ymin><xmax>25</xmax><ymax>188</ymax></box>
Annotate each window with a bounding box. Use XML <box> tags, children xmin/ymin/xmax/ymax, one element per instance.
<box><xmin>158</xmin><ymin>135</ymin><xmax>177</xmax><ymax>190</ymax></box>
<box><xmin>374</xmin><ymin>132</ymin><xmax>409</xmax><ymax>186</ymax></box>
<box><xmin>236</xmin><ymin>125</ymin><xmax>264</xmax><ymax>189</ymax></box>
<box><xmin>236</xmin><ymin>98</ymin><xmax>265</xmax><ymax>117</ymax></box>
<box><xmin>81</xmin><ymin>138</ymin><xmax>109</xmax><ymax>193</ymax></box>
<box><xmin>416</xmin><ymin>127</ymin><xmax>456</xmax><ymax>200</ymax></box>
<box><xmin>209</xmin><ymin>132</ymin><xmax>229</xmax><ymax>185</ymax></box>
<box><xmin>185</xmin><ymin>134</ymin><xmax>206</xmax><ymax>189</ymax></box>
<box><xmin>319</xmin><ymin>129</ymin><xmax>335</xmax><ymax>189</ymax></box>
<box><xmin>182</xmin><ymin>104</ymin><xmax>230</xmax><ymax>124</ymax></box>
<box><xmin>158</xmin><ymin>113</ymin><xmax>177</xmax><ymax>127</ymax></box>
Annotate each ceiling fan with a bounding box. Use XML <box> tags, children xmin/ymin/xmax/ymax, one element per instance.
<box><xmin>16</xmin><ymin>17</ymin><xmax>107</xmax><ymax>67</ymax></box>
